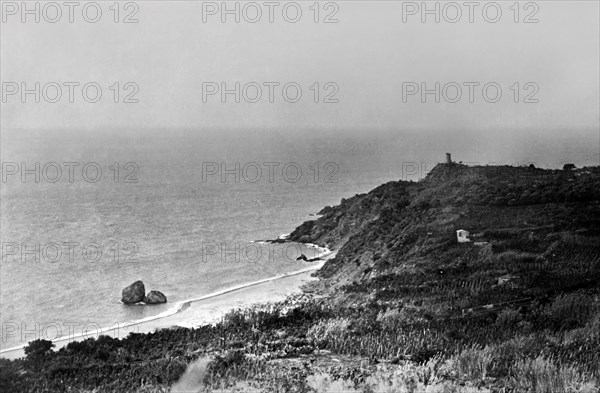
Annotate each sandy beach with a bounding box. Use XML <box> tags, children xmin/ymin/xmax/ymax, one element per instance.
<box><xmin>0</xmin><ymin>255</ymin><xmax>331</xmax><ymax>361</ymax></box>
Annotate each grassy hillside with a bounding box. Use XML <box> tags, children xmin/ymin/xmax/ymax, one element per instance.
<box><xmin>2</xmin><ymin>164</ymin><xmax>599</xmax><ymax>392</ymax></box>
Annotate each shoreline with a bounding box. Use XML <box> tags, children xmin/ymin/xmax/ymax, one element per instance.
<box><xmin>0</xmin><ymin>249</ymin><xmax>334</xmax><ymax>360</ymax></box>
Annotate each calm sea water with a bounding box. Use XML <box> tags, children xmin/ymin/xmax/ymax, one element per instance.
<box><xmin>1</xmin><ymin>129</ymin><xmax>596</xmax><ymax>350</ymax></box>
<box><xmin>0</xmin><ymin>130</ymin><xmax>403</xmax><ymax>350</ymax></box>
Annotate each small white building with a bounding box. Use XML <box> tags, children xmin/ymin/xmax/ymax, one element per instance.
<box><xmin>456</xmin><ymin>229</ymin><xmax>471</xmax><ymax>243</ymax></box>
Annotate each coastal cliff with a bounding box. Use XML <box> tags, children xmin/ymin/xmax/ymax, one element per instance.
<box><xmin>3</xmin><ymin>163</ymin><xmax>600</xmax><ymax>392</ymax></box>
<box><xmin>291</xmin><ymin>163</ymin><xmax>600</xmax><ymax>295</ymax></box>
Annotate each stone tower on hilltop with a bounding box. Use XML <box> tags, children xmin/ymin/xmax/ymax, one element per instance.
<box><xmin>446</xmin><ymin>153</ymin><xmax>452</xmax><ymax>164</ymax></box>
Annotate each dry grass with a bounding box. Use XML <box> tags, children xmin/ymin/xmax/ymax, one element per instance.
<box><xmin>307</xmin><ymin>317</ymin><xmax>352</xmax><ymax>347</ymax></box>
<box><xmin>441</xmin><ymin>345</ymin><xmax>494</xmax><ymax>381</ymax></box>
<box><xmin>306</xmin><ymin>372</ymin><xmax>360</xmax><ymax>393</ymax></box>
<box><xmin>509</xmin><ymin>356</ymin><xmax>598</xmax><ymax>393</ymax></box>
<box><xmin>306</xmin><ymin>361</ymin><xmax>492</xmax><ymax>393</ymax></box>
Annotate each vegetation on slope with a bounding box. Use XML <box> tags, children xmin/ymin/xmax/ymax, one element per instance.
<box><xmin>2</xmin><ymin>163</ymin><xmax>599</xmax><ymax>392</ymax></box>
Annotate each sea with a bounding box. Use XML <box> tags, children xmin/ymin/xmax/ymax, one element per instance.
<box><xmin>0</xmin><ymin>128</ymin><xmax>597</xmax><ymax>352</ymax></box>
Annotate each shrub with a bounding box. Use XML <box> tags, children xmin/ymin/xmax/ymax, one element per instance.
<box><xmin>376</xmin><ymin>308</ymin><xmax>404</xmax><ymax>331</ymax></box>
<box><xmin>203</xmin><ymin>350</ymin><xmax>248</xmax><ymax>387</ymax></box>
<box><xmin>24</xmin><ymin>339</ymin><xmax>54</xmax><ymax>359</ymax></box>
<box><xmin>0</xmin><ymin>359</ymin><xmax>27</xmax><ymax>392</ymax></box>
<box><xmin>494</xmin><ymin>308</ymin><xmax>523</xmax><ymax>330</ymax></box>
<box><xmin>545</xmin><ymin>294</ymin><xmax>595</xmax><ymax>331</ymax></box>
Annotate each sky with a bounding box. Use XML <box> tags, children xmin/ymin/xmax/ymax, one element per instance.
<box><xmin>0</xmin><ymin>0</ymin><xmax>599</xmax><ymax>147</ymax></box>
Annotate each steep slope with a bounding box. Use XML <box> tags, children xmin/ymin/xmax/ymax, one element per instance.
<box><xmin>288</xmin><ymin>180</ymin><xmax>412</xmax><ymax>249</ymax></box>
<box><xmin>292</xmin><ymin>163</ymin><xmax>600</xmax><ymax>306</ymax></box>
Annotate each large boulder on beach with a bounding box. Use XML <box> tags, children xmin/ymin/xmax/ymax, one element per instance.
<box><xmin>121</xmin><ymin>280</ymin><xmax>145</xmax><ymax>304</ymax></box>
<box><xmin>144</xmin><ymin>290</ymin><xmax>167</xmax><ymax>304</ymax></box>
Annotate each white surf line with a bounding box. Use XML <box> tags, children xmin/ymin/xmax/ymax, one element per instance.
<box><xmin>247</xmin><ymin>239</ymin><xmax>331</xmax><ymax>260</ymax></box>
<box><xmin>0</xmin><ymin>301</ymin><xmax>190</xmax><ymax>355</ymax></box>
<box><xmin>169</xmin><ymin>261</ymin><xmax>327</xmax><ymax>312</ymax></box>
<box><xmin>0</xmin><ymin>255</ymin><xmax>334</xmax><ymax>357</ymax></box>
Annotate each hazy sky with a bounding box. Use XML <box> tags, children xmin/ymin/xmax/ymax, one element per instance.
<box><xmin>1</xmin><ymin>1</ymin><xmax>599</xmax><ymax>141</ymax></box>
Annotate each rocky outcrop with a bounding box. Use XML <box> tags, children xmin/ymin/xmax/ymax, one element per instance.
<box><xmin>144</xmin><ymin>290</ymin><xmax>167</xmax><ymax>304</ymax></box>
<box><xmin>121</xmin><ymin>280</ymin><xmax>145</xmax><ymax>304</ymax></box>
<box><xmin>288</xmin><ymin>181</ymin><xmax>412</xmax><ymax>253</ymax></box>
<box><xmin>296</xmin><ymin>253</ymin><xmax>322</xmax><ymax>262</ymax></box>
